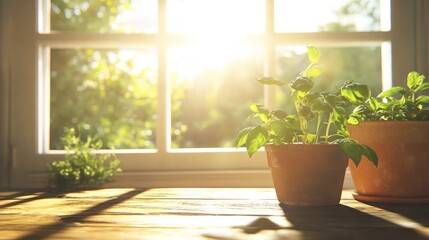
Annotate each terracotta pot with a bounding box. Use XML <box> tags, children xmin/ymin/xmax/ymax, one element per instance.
<box><xmin>265</xmin><ymin>144</ymin><xmax>348</xmax><ymax>206</ymax></box>
<box><xmin>348</xmin><ymin>121</ymin><xmax>429</xmax><ymax>203</ymax></box>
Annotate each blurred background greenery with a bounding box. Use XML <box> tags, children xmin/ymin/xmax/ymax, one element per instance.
<box><xmin>49</xmin><ymin>0</ymin><xmax>383</xmax><ymax>149</ymax></box>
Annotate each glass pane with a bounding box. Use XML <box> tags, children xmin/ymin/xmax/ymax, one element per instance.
<box><xmin>50</xmin><ymin>0</ymin><xmax>157</xmax><ymax>33</ymax></box>
<box><xmin>275</xmin><ymin>45</ymin><xmax>384</xmax><ymax>110</ymax></box>
<box><xmin>50</xmin><ymin>48</ymin><xmax>157</xmax><ymax>150</ymax></box>
<box><xmin>169</xmin><ymin>45</ymin><xmax>264</xmax><ymax>148</ymax></box>
<box><xmin>275</xmin><ymin>0</ymin><xmax>390</xmax><ymax>32</ymax></box>
<box><xmin>167</xmin><ymin>0</ymin><xmax>265</xmax><ymax>34</ymax></box>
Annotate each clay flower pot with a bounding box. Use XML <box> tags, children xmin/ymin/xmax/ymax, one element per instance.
<box><xmin>265</xmin><ymin>144</ymin><xmax>348</xmax><ymax>206</ymax></box>
<box><xmin>348</xmin><ymin>121</ymin><xmax>429</xmax><ymax>203</ymax></box>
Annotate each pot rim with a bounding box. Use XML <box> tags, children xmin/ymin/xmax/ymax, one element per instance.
<box><xmin>349</xmin><ymin>120</ymin><xmax>429</xmax><ymax>126</ymax></box>
<box><xmin>264</xmin><ymin>143</ymin><xmax>344</xmax><ymax>151</ymax></box>
<box><xmin>265</xmin><ymin>142</ymin><xmax>339</xmax><ymax>146</ymax></box>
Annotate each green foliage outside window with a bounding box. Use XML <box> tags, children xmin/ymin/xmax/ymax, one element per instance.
<box><xmin>50</xmin><ymin>48</ymin><xmax>158</xmax><ymax>149</ymax></box>
<box><xmin>50</xmin><ymin>0</ymin><xmax>159</xmax><ymax>149</ymax></box>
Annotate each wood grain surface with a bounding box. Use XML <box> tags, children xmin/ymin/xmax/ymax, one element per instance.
<box><xmin>0</xmin><ymin>188</ymin><xmax>428</xmax><ymax>240</ymax></box>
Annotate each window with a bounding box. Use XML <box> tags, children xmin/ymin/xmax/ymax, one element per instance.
<box><xmin>40</xmin><ymin>0</ymin><xmax>391</xmax><ymax>151</ymax></box>
<box><xmin>2</xmin><ymin>0</ymin><xmax>424</xmax><ymax>188</ymax></box>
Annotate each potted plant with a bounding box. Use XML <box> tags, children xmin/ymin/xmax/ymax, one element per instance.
<box><xmin>235</xmin><ymin>46</ymin><xmax>378</xmax><ymax>206</ymax></box>
<box><xmin>48</xmin><ymin>127</ymin><xmax>122</xmax><ymax>192</ymax></box>
<box><xmin>341</xmin><ymin>71</ymin><xmax>429</xmax><ymax>203</ymax></box>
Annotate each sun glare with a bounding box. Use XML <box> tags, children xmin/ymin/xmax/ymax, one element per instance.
<box><xmin>166</xmin><ymin>0</ymin><xmax>265</xmax><ymax>82</ymax></box>
<box><xmin>167</xmin><ymin>0</ymin><xmax>265</xmax><ymax>34</ymax></box>
<box><xmin>114</xmin><ymin>0</ymin><xmax>390</xmax><ymax>83</ymax></box>
<box><xmin>170</xmin><ymin>39</ymin><xmax>257</xmax><ymax>84</ymax></box>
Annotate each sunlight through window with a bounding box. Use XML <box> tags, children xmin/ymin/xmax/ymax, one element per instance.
<box><xmin>167</xmin><ymin>0</ymin><xmax>265</xmax><ymax>34</ymax></box>
<box><xmin>43</xmin><ymin>0</ymin><xmax>391</xmax><ymax>150</ymax></box>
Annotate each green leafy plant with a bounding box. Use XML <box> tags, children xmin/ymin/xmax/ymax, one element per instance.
<box><xmin>48</xmin><ymin>127</ymin><xmax>122</xmax><ymax>191</ymax></box>
<box><xmin>234</xmin><ymin>46</ymin><xmax>378</xmax><ymax>167</ymax></box>
<box><xmin>342</xmin><ymin>71</ymin><xmax>429</xmax><ymax>123</ymax></box>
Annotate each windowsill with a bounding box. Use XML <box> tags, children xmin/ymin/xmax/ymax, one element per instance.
<box><xmin>26</xmin><ymin>169</ymin><xmax>355</xmax><ymax>189</ymax></box>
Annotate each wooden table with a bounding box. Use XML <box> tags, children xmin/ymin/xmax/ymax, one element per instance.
<box><xmin>1</xmin><ymin>188</ymin><xmax>429</xmax><ymax>240</ymax></box>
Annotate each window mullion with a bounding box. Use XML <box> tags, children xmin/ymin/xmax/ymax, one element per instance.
<box><xmin>37</xmin><ymin>0</ymin><xmax>50</xmax><ymax>33</ymax></box>
<box><xmin>156</xmin><ymin>0</ymin><xmax>169</xmax><ymax>153</ymax></box>
<box><xmin>265</xmin><ymin>0</ymin><xmax>276</xmax><ymax>109</ymax></box>
<box><xmin>37</xmin><ymin>45</ymin><xmax>51</xmax><ymax>153</ymax></box>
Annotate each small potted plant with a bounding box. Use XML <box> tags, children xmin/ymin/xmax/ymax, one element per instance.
<box><xmin>235</xmin><ymin>46</ymin><xmax>378</xmax><ymax>206</ymax></box>
<box><xmin>48</xmin><ymin>127</ymin><xmax>122</xmax><ymax>192</ymax></box>
<box><xmin>341</xmin><ymin>71</ymin><xmax>429</xmax><ymax>203</ymax></box>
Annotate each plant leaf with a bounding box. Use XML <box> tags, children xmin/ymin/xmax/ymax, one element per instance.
<box><xmin>416</xmin><ymin>82</ymin><xmax>429</xmax><ymax>92</ymax></box>
<box><xmin>234</xmin><ymin>127</ymin><xmax>252</xmax><ymax>148</ymax></box>
<box><xmin>245</xmin><ymin>126</ymin><xmax>268</xmax><ymax>158</ymax></box>
<box><xmin>304</xmin><ymin>67</ymin><xmax>322</xmax><ymax>79</ymax></box>
<box><xmin>416</xmin><ymin>95</ymin><xmax>429</xmax><ymax>105</ymax></box>
<box><xmin>337</xmin><ymin>139</ymin><xmax>361</xmax><ymax>166</ymax></box>
<box><xmin>271</xmin><ymin>109</ymin><xmax>288</xmax><ymax>119</ymax></box>
<box><xmin>257</xmin><ymin>77</ymin><xmax>287</xmax><ymax>86</ymax></box>
<box><xmin>341</xmin><ymin>83</ymin><xmax>371</xmax><ymax>103</ymax></box>
<box><xmin>250</xmin><ymin>103</ymin><xmax>270</xmax><ymax>123</ymax></box>
<box><xmin>307</xmin><ymin>46</ymin><xmax>321</xmax><ymax>64</ymax></box>
<box><xmin>290</xmin><ymin>77</ymin><xmax>314</xmax><ymax>93</ymax></box>
<box><xmin>368</xmin><ymin>97</ymin><xmax>379</xmax><ymax>111</ymax></box>
<box><xmin>306</xmin><ymin>134</ymin><xmax>316</xmax><ymax>144</ymax></box>
<box><xmin>267</xmin><ymin>119</ymin><xmax>294</xmax><ymax>142</ymax></box>
<box><xmin>407</xmin><ymin>71</ymin><xmax>424</xmax><ymax>90</ymax></box>
<box><xmin>250</xmin><ymin>103</ymin><xmax>268</xmax><ymax>114</ymax></box>
<box><xmin>377</xmin><ymin>86</ymin><xmax>408</xmax><ymax>98</ymax></box>
<box><xmin>347</xmin><ymin>116</ymin><xmax>360</xmax><ymax>125</ymax></box>
<box><xmin>336</xmin><ymin>139</ymin><xmax>378</xmax><ymax>167</ymax></box>
<box><xmin>360</xmin><ymin>144</ymin><xmax>378</xmax><ymax>167</ymax></box>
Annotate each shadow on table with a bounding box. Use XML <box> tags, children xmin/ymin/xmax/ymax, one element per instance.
<box><xmin>364</xmin><ymin>202</ymin><xmax>429</xmax><ymax>228</ymax></box>
<box><xmin>236</xmin><ymin>204</ymin><xmax>428</xmax><ymax>240</ymax></box>
<box><xmin>279</xmin><ymin>204</ymin><xmax>429</xmax><ymax>240</ymax></box>
<box><xmin>16</xmin><ymin>189</ymin><xmax>146</xmax><ymax>240</ymax></box>
<box><xmin>0</xmin><ymin>191</ymin><xmax>59</xmax><ymax>209</ymax></box>
<box><xmin>0</xmin><ymin>190</ymin><xmax>41</xmax><ymax>200</ymax></box>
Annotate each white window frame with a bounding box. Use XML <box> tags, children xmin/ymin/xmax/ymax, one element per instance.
<box><xmin>0</xmin><ymin>0</ymin><xmax>427</xmax><ymax>188</ymax></box>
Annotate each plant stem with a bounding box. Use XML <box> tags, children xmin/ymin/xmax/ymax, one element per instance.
<box><xmin>314</xmin><ymin>111</ymin><xmax>323</xmax><ymax>143</ymax></box>
<box><xmin>324</xmin><ymin>112</ymin><xmax>334</xmax><ymax>143</ymax></box>
<box><xmin>295</xmin><ymin>99</ymin><xmax>308</xmax><ymax>143</ymax></box>
<box><xmin>300</xmin><ymin>116</ymin><xmax>308</xmax><ymax>143</ymax></box>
